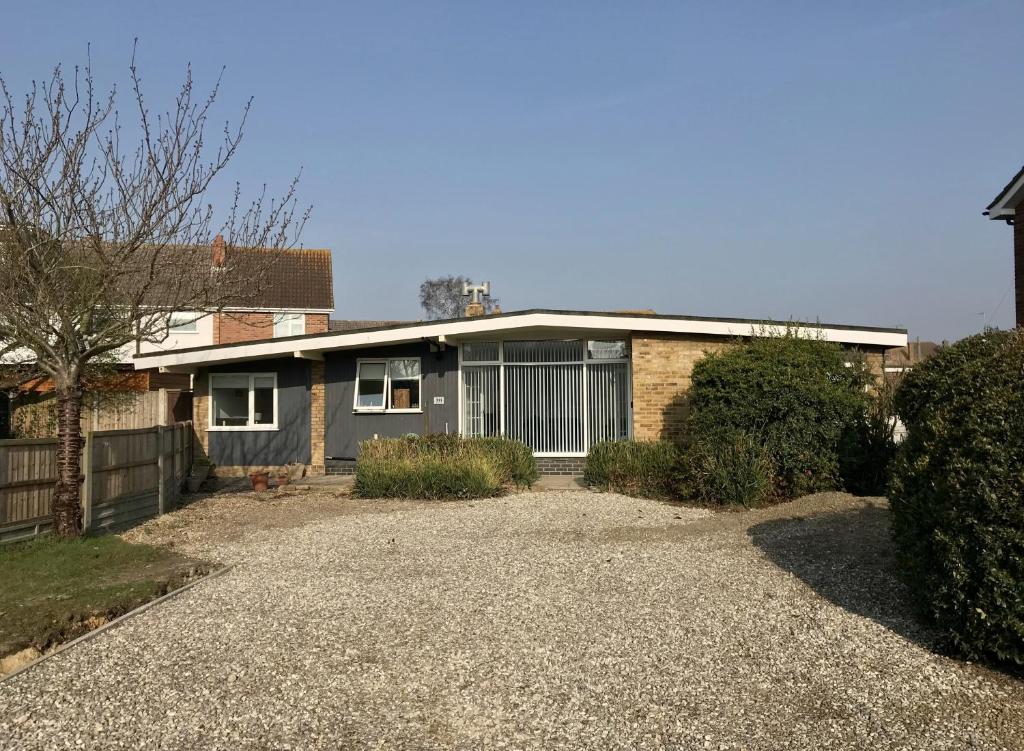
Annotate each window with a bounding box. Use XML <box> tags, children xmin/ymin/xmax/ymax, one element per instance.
<box><xmin>273</xmin><ymin>313</ymin><xmax>305</xmax><ymax>337</ymax></box>
<box><xmin>209</xmin><ymin>373</ymin><xmax>278</xmax><ymax>430</ymax></box>
<box><xmin>169</xmin><ymin>312</ymin><xmax>200</xmax><ymax>334</ymax></box>
<box><xmin>354</xmin><ymin>358</ymin><xmax>422</xmax><ymax>412</ymax></box>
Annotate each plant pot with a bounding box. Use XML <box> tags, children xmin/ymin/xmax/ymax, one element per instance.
<box><xmin>186</xmin><ymin>463</ymin><xmax>212</xmax><ymax>493</ymax></box>
<box><xmin>276</xmin><ymin>474</ymin><xmax>290</xmax><ymax>487</ymax></box>
<box><xmin>249</xmin><ymin>471</ymin><xmax>270</xmax><ymax>492</ymax></box>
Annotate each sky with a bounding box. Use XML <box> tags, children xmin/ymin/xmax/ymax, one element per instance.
<box><xmin>2</xmin><ymin>1</ymin><xmax>1022</xmax><ymax>342</ymax></box>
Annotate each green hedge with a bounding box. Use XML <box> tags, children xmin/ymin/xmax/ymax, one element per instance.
<box><xmin>889</xmin><ymin>329</ymin><xmax>1024</xmax><ymax>667</ymax></box>
<box><xmin>681</xmin><ymin>430</ymin><xmax>775</xmax><ymax>507</ymax></box>
<box><xmin>583</xmin><ymin>440</ymin><xmax>681</xmax><ymax>498</ymax></box>
<box><xmin>687</xmin><ymin>331</ymin><xmax>874</xmax><ymax>499</ymax></box>
<box><xmin>354</xmin><ymin>435</ymin><xmax>537</xmax><ymax>499</ymax></box>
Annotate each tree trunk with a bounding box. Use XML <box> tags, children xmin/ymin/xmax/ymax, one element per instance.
<box><xmin>53</xmin><ymin>382</ymin><xmax>84</xmax><ymax>538</ymax></box>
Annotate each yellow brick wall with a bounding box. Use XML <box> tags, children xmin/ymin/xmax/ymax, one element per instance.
<box><xmin>629</xmin><ymin>333</ymin><xmax>732</xmax><ymax>442</ymax></box>
<box><xmin>192</xmin><ymin>369</ymin><xmax>209</xmax><ymax>460</ymax></box>
<box><xmin>309</xmin><ymin>360</ymin><xmax>326</xmax><ymax>475</ymax></box>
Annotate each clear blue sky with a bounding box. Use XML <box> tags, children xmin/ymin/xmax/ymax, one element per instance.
<box><xmin>3</xmin><ymin>1</ymin><xmax>1022</xmax><ymax>341</ymax></box>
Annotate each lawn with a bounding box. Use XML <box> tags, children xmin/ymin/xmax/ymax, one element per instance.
<box><xmin>0</xmin><ymin>534</ymin><xmax>205</xmax><ymax>660</ymax></box>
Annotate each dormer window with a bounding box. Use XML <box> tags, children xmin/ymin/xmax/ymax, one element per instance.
<box><xmin>273</xmin><ymin>313</ymin><xmax>305</xmax><ymax>337</ymax></box>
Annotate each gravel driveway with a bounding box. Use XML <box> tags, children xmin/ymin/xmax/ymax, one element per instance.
<box><xmin>2</xmin><ymin>489</ymin><xmax>1022</xmax><ymax>750</ymax></box>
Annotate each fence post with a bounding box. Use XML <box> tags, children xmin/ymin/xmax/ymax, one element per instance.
<box><xmin>82</xmin><ymin>431</ymin><xmax>93</xmax><ymax>531</ymax></box>
<box><xmin>157</xmin><ymin>425</ymin><xmax>166</xmax><ymax>515</ymax></box>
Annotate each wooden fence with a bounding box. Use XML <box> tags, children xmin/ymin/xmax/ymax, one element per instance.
<box><xmin>10</xmin><ymin>389</ymin><xmax>192</xmax><ymax>439</ymax></box>
<box><xmin>0</xmin><ymin>422</ymin><xmax>193</xmax><ymax>543</ymax></box>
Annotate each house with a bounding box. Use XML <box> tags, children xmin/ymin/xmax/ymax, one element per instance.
<box><xmin>883</xmin><ymin>339</ymin><xmax>939</xmax><ymax>384</ymax></box>
<box><xmin>138</xmin><ymin>235</ymin><xmax>335</xmax><ymax>353</ymax></box>
<box><xmin>1</xmin><ymin>237</ymin><xmax>335</xmax><ymax>438</ymax></box>
<box><xmin>984</xmin><ymin>165</ymin><xmax>1024</xmax><ymax>327</ymax></box>
<box><xmin>133</xmin><ymin>306</ymin><xmax>907</xmax><ymax>476</ymax></box>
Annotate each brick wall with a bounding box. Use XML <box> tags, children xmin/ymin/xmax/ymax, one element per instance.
<box><xmin>630</xmin><ymin>333</ymin><xmax>731</xmax><ymax>442</ymax></box>
<box><xmin>192</xmin><ymin>368</ymin><xmax>209</xmax><ymax>459</ymax></box>
<box><xmin>630</xmin><ymin>334</ymin><xmax>889</xmax><ymax>442</ymax></box>
<box><xmin>214</xmin><ymin>312</ymin><xmax>274</xmax><ymax>344</ymax></box>
<box><xmin>306</xmin><ymin>314</ymin><xmax>329</xmax><ymax>334</ymax></box>
<box><xmin>309</xmin><ymin>360</ymin><xmax>326</xmax><ymax>475</ymax></box>
<box><xmin>1016</xmin><ymin>217</ymin><xmax>1024</xmax><ymax>327</ymax></box>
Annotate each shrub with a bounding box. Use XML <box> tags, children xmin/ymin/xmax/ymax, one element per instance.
<box><xmin>584</xmin><ymin>440</ymin><xmax>681</xmax><ymax>498</ymax></box>
<box><xmin>687</xmin><ymin>330</ymin><xmax>873</xmax><ymax>499</ymax></box>
<box><xmin>839</xmin><ymin>375</ymin><xmax>899</xmax><ymax>496</ymax></box>
<box><xmin>889</xmin><ymin>329</ymin><xmax>1024</xmax><ymax>667</ymax></box>
<box><xmin>681</xmin><ymin>430</ymin><xmax>775</xmax><ymax>507</ymax></box>
<box><xmin>354</xmin><ymin>435</ymin><xmax>537</xmax><ymax>499</ymax></box>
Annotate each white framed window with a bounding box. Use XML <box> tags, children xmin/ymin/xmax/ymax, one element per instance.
<box><xmin>209</xmin><ymin>373</ymin><xmax>278</xmax><ymax>430</ymax></box>
<box><xmin>354</xmin><ymin>358</ymin><xmax>422</xmax><ymax>413</ymax></box>
<box><xmin>273</xmin><ymin>312</ymin><xmax>305</xmax><ymax>337</ymax></box>
<box><xmin>168</xmin><ymin>312</ymin><xmax>200</xmax><ymax>334</ymax></box>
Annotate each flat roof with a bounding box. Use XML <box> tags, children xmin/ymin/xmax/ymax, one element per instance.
<box><xmin>133</xmin><ymin>309</ymin><xmax>908</xmax><ymax>370</ymax></box>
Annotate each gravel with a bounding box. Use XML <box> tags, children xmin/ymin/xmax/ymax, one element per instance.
<box><xmin>2</xmin><ymin>489</ymin><xmax>1022</xmax><ymax>750</ymax></box>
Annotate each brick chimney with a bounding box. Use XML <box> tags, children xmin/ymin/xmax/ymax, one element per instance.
<box><xmin>462</xmin><ymin>280</ymin><xmax>491</xmax><ymax>317</ymax></box>
<box><xmin>212</xmin><ymin>234</ymin><xmax>226</xmax><ymax>268</ymax></box>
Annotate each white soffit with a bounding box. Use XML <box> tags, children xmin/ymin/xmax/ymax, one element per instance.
<box><xmin>135</xmin><ymin>312</ymin><xmax>908</xmax><ymax>370</ymax></box>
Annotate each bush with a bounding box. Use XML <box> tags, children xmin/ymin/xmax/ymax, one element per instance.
<box><xmin>687</xmin><ymin>331</ymin><xmax>873</xmax><ymax>499</ymax></box>
<box><xmin>889</xmin><ymin>329</ymin><xmax>1024</xmax><ymax>667</ymax></box>
<box><xmin>354</xmin><ymin>435</ymin><xmax>537</xmax><ymax>499</ymax></box>
<box><xmin>584</xmin><ymin>440</ymin><xmax>681</xmax><ymax>498</ymax></box>
<box><xmin>681</xmin><ymin>430</ymin><xmax>775</xmax><ymax>507</ymax></box>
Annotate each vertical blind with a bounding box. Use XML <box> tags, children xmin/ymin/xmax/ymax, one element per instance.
<box><xmin>462</xmin><ymin>340</ymin><xmax>629</xmax><ymax>454</ymax></box>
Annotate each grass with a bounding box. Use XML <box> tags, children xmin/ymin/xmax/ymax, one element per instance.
<box><xmin>0</xmin><ymin>534</ymin><xmax>204</xmax><ymax>658</ymax></box>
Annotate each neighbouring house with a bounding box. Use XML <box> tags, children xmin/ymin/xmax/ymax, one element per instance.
<box><xmin>133</xmin><ymin>307</ymin><xmax>907</xmax><ymax>476</ymax></box>
<box><xmin>984</xmin><ymin>165</ymin><xmax>1024</xmax><ymax>327</ymax></box>
<box><xmin>2</xmin><ymin>237</ymin><xmax>335</xmax><ymax>437</ymax></box>
<box><xmin>138</xmin><ymin>235</ymin><xmax>335</xmax><ymax>353</ymax></box>
<box><xmin>883</xmin><ymin>339</ymin><xmax>939</xmax><ymax>385</ymax></box>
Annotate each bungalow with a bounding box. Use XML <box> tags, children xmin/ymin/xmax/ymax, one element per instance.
<box><xmin>133</xmin><ymin>308</ymin><xmax>907</xmax><ymax>475</ymax></box>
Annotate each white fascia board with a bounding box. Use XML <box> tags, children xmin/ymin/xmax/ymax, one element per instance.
<box><xmin>132</xmin><ymin>313</ymin><xmax>906</xmax><ymax>370</ymax></box>
<box><xmin>988</xmin><ymin>173</ymin><xmax>1024</xmax><ymax>220</ymax></box>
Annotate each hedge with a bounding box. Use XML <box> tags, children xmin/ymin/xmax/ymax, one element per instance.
<box><xmin>889</xmin><ymin>329</ymin><xmax>1024</xmax><ymax>667</ymax></box>
<box><xmin>354</xmin><ymin>435</ymin><xmax>538</xmax><ymax>499</ymax></box>
<box><xmin>687</xmin><ymin>331</ymin><xmax>874</xmax><ymax>499</ymax></box>
<box><xmin>583</xmin><ymin>440</ymin><xmax>681</xmax><ymax>499</ymax></box>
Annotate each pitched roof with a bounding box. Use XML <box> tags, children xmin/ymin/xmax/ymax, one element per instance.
<box><xmin>228</xmin><ymin>247</ymin><xmax>334</xmax><ymax>310</ymax></box>
<box><xmin>985</xmin><ymin>165</ymin><xmax>1024</xmax><ymax>219</ymax></box>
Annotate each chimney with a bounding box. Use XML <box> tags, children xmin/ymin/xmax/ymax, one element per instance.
<box><xmin>212</xmin><ymin>234</ymin><xmax>226</xmax><ymax>268</ymax></box>
<box><xmin>462</xmin><ymin>280</ymin><xmax>491</xmax><ymax>318</ymax></box>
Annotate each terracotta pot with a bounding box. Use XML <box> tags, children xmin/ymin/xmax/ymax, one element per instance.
<box><xmin>249</xmin><ymin>471</ymin><xmax>270</xmax><ymax>492</ymax></box>
<box><xmin>276</xmin><ymin>474</ymin><xmax>290</xmax><ymax>487</ymax></box>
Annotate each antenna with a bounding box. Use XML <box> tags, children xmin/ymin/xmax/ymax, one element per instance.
<box><xmin>462</xmin><ymin>280</ymin><xmax>491</xmax><ymax>304</ymax></box>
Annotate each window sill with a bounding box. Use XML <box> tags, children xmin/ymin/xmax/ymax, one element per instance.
<box><xmin>352</xmin><ymin>409</ymin><xmax>424</xmax><ymax>415</ymax></box>
<box><xmin>207</xmin><ymin>425</ymin><xmax>279</xmax><ymax>432</ymax></box>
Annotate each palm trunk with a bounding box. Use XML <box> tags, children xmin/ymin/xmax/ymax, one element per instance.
<box><xmin>53</xmin><ymin>382</ymin><xmax>84</xmax><ymax>538</ymax></box>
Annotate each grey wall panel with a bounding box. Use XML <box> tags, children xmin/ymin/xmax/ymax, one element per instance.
<box><xmin>325</xmin><ymin>343</ymin><xmax>459</xmax><ymax>459</ymax></box>
<box><xmin>207</xmin><ymin>358</ymin><xmax>311</xmax><ymax>467</ymax></box>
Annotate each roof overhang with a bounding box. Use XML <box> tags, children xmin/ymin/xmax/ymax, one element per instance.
<box><xmin>985</xmin><ymin>165</ymin><xmax>1024</xmax><ymax>221</ymax></box>
<box><xmin>133</xmin><ymin>310</ymin><xmax>908</xmax><ymax>371</ymax></box>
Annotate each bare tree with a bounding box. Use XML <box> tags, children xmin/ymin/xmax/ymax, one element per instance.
<box><xmin>0</xmin><ymin>47</ymin><xmax>308</xmax><ymax>537</ymax></box>
<box><xmin>419</xmin><ymin>275</ymin><xmax>500</xmax><ymax>320</ymax></box>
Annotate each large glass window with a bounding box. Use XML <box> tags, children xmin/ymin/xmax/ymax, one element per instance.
<box><xmin>210</xmin><ymin>373</ymin><xmax>278</xmax><ymax>430</ymax></box>
<box><xmin>461</xmin><ymin>340</ymin><xmax>629</xmax><ymax>455</ymax></box>
<box><xmin>354</xmin><ymin>358</ymin><xmax>422</xmax><ymax>412</ymax></box>
<box><xmin>273</xmin><ymin>313</ymin><xmax>305</xmax><ymax>337</ymax></box>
